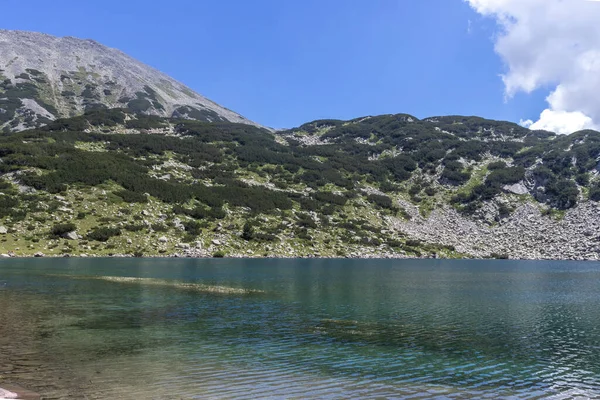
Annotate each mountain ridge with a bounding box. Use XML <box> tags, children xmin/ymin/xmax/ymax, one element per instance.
<box><xmin>0</xmin><ymin>108</ymin><xmax>597</xmax><ymax>259</ymax></box>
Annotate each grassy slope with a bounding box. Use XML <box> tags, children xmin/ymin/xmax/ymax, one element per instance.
<box><xmin>0</xmin><ymin>110</ymin><xmax>598</xmax><ymax>258</ymax></box>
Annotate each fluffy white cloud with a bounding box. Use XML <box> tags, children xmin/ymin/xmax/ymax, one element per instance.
<box><xmin>467</xmin><ymin>0</ymin><xmax>600</xmax><ymax>134</ymax></box>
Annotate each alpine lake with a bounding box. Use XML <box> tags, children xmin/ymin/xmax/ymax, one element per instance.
<box><xmin>1</xmin><ymin>258</ymin><xmax>599</xmax><ymax>399</ymax></box>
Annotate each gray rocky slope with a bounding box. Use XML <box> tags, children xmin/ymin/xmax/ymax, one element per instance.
<box><xmin>0</xmin><ymin>30</ymin><xmax>262</xmax><ymax>131</ymax></box>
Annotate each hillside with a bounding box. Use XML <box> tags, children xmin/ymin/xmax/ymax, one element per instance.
<box><xmin>0</xmin><ymin>109</ymin><xmax>598</xmax><ymax>260</ymax></box>
<box><xmin>0</xmin><ymin>30</ymin><xmax>262</xmax><ymax>132</ymax></box>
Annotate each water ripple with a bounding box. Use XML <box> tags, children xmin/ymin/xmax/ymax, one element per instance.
<box><xmin>1</xmin><ymin>259</ymin><xmax>600</xmax><ymax>399</ymax></box>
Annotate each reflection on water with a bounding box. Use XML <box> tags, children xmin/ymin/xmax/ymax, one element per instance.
<box><xmin>1</xmin><ymin>258</ymin><xmax>600</xmax><ymax>399</ymax></box>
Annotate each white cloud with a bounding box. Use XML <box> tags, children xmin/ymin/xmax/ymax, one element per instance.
<box><xmin>519</xmin><ymin>119</ymin><xmax>533</xmax><ymax>128</ymax></box>
<box><xmin>467</xmin><ymin>0</ymin><xmax>600</xmax><ymax>134</ymax></box>
<box><xmin>529</xmin><ymin>109</ymin><xmax>595</xmax><ymax>135</ymax></box>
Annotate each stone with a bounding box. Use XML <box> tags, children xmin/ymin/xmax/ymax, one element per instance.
<box><xmin>127</xmin><ymin>239</ymin><xmax>133</xmax><ymax>244</ymax></box>
<box><xmin>0</xmin><ymin>387</ymin><xmax>19</xmax><ymax>399</ymax></box>
<box><xmin>173</xmin><ymin>218</ymin><xmax>185</xmax><ymax>231</ymax></box>
<box><xmin>158</xmin><ymin>236</ymin><xmax>168</xmax><ymax>243</ymax></box>
<box><xmin>1</xmin><ymin>384</ymin><xmax>40</xmax><ymax>399</ymax></box>
<box><xmin>0</xmin><ymin>226</ymin><xmax>7</xmax><ymax>234</ymax></box>
<box><xmin>63</xmin><ymin>231</ymin><xmax>79</xmax><ymax>240</ymax></box>
<box><xmin>212</xmin><ymin>239</ymin><xmax>221</xmax><ymax>246</ymax></box>
<box><xmin>33</xmin><ymin>252</ymin><xmax>44</xmax><ymax>258</ymax></box>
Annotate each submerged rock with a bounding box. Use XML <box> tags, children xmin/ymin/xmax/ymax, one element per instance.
<box><xmin>0</xmin><ymin>387</ymin><xmax>18</xmax><ymax>399</ymax></box>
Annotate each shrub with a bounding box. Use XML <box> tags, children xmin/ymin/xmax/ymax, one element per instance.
<box><xmin>115</xmin><ymin>189</ymin><xmax>148</xmax><ymax>203</ymax></box>
<box><xmin>590</xmin><ymin>185</ymin><xmax>600</xmax><ymax>201</ymax></box>
<box><xmin>367</xmin><ymin>193</ymin><xmax>394</xmax><ymax>209</ymax></box>
<box><xmin>241</xmin><ymin>222</ymin><xmax>254</xmax><ymax>241</ymax></box>
<box><xmin>545</xmin><ymin>179</ymin><xmax>578</xmax><ymax>210</ymax></box>
<box><xmin>488</xmin><ymin>161</ymin><xmax>507</xmax><ymax>170</ymax></box>
<box><xmin>124</xmin><ymin>224</ymin><xmax>145</xmax><ymax>232</ymax></box>
<box><xmin>51</xmin><ymin>223</ymin><xmax>76</xmax><ymax>237</ymax></box>
<box><xmin>486</xmin><ymin>167</ymin><xmax>525</xmax><ymax>186</ymax></box>
<box><xmin>151</xmin><ymin>223</ymin><xmax>168</xmax><ymax>232</ymax></box>
<box><xmin>87</xmin><ymin>227</ymin><xmax>121</xmax><ymax>242</ymax></box>
<box><xmin>440</xmin><ymin>164</ymin><xmax>470</xmax><ymax>186</ymax></box>
<box><xmin>183</xmin><ymin>221</ymin><xmax>204</xmax><ymax>236</ymax></box>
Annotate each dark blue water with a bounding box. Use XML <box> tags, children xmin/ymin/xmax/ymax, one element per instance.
<box><xmin>1</xmin><ymin>258</ymin><xmax>599</xmax><ymax>399</ymax></box>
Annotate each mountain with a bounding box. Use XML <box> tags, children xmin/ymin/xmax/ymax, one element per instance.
<box><xmin>0</xmin><ymin>30</ymin><xmax>262</xmax><ymax>132</ymax></box>
<box><xmin>0</xmin><ymin>109</ymin><xmax>599</xmax><ymax>260</ymax></box>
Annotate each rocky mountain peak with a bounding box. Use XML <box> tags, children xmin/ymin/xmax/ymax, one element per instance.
<box><xmin>0</xmin><ymin>29</ymin><xmax>262</xmax><ymax>131</ymax></box>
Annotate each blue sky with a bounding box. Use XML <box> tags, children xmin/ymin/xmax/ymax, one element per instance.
<box><xmin>1</xmin><ymin>0</ymin><xmax>548</xmax><ymax>129</ymax></box>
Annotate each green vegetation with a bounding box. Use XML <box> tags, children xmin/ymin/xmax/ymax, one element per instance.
<box><xmin>0</xmin><ymin>108</ymin><xmax>599</xmax><ymax>258</ymax></box>
<box><xmin>51</xmin><ymin>223</ymin><xmax>76</xmax><ymax>237</ymax></box>
<box><xmin>87</xmin><ymin>227</ymin><xmax>121</xmax><ymax>242</ymax></box>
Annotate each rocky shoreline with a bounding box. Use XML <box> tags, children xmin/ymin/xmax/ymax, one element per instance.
<box><xmin>1</xmin><ymin>202</ymin><xmax>600</xmax><ymax>261</ymax></box>
<box><xmin>1</xmin><ymin>198</ymin><xmax>599</xmax><ymax>261</ymax></box>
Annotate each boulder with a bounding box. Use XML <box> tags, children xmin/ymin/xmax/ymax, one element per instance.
<box><xmin>63</xmin><ymin>231</ymin><xmax>79</xmax><ymax>240</ymax></box>
<box><xmin>0</xmin><ymin>384</ymin><xmax>39</xmax><ymax>400</ymax></box>
<box><xmin>0</xmin><ymin>387</ymin><xmax>19</xmax><ymax>399</ymax></box>
<box><xmin>33</xmin><ymin>252</ymin><xmax>45</xmax><ymax>258</ymax></box>
<box><xmin>503</xmin><ymin>182</ymin><xmax>529</xmax><ymax>195</ymax></box>
<box><xmin>0</xmin><ymin>226</ymin><xmax>7</xmax><ymax>234</ymax></box>
<box><xmin>158</xmin><ymin>236</ymin><xmax>168</xmax><ymax>243</ymax></box>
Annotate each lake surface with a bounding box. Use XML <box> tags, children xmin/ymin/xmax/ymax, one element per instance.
<box><xmin>1</xmin><ymin>259</ymin><xmax>599</xmax><ymax>399</ymax></box>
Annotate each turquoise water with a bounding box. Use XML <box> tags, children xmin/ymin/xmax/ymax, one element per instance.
<box><xmin>1</xmin><ymin>258</ymin><xmax>600</xmax><ymax>399</ymax></box>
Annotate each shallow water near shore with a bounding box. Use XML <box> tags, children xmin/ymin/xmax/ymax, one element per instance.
<box><xmin>1</xmin><ymin>258</ymin><xmax>600</xmax><ymax>399</ymax></box>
